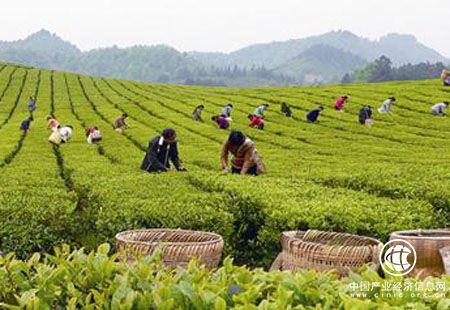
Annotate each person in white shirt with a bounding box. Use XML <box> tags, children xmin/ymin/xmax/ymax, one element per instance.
<box><xmin>59</xmin><ymin>125</ymin><xmax>73</xmax><ymax>143</ymax></box>
<box><xmin>378</xmin><ymin>97</ymin><xmax>396</xmax><ymax>114</ymax></box>
<box><xmin>220</xmin><ymin>104</ymin><xmax>234</xmax><ymax>118</ymax></box>
<box><xmin>431</xmin><ymin>102</ymin><xmax>449</xmax><ymax>116</ymax></box>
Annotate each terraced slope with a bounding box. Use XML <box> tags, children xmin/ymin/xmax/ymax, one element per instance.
<box><xmin>0</xmin><ymin>63</ymin><xmax>448</xmax><ymax>267</ymax></box>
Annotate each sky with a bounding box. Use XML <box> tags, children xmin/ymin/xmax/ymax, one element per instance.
<box><xmin>0</xmin><ymin>0</ymin><xmax>449</xmax><ymax>56</ymax></box>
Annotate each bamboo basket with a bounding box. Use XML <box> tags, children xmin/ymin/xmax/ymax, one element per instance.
<box><xmin>116</xmin><ymin>229</ymin><xmax>224</xmax><ymax>270</ymax></box>
<box><xmin>440</xmin><ymin>247</ymin><xmax>450</xmax><ymax>275</ymax></box>
<box><xmin>390</xmin><ymin>230</ymin><xmax>450</xmax><ymax>278</ymax></box>
<box><xmin>270</xmin><ymin>230</ymin><xmax>383</xmax><ymax>277</ymax></box>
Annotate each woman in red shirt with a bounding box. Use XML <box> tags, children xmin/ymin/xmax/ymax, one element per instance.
<box><xmin>248</xmin><ymin>114</ymin><xmax>265</xmax><ymax>130</ymax></box>
<box><xmin>334</xmin><ymin>95</ymin><xmax>349</xmax><ymax>111</ymax></box>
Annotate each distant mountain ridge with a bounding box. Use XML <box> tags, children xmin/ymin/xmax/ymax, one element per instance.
<box><xmin>0</xmin><ymin>29</ymin><xmax>447</xmax><ymax>86</ymax></box>
<box><xmin>188</xmin><ymin>30</ymin><xmax>448</xmax><ymax>69</ymax></box>
<box><xmin>272</xmin><ymin>44</ymin><xmax>367</xmax><ymax>84</ymax></box>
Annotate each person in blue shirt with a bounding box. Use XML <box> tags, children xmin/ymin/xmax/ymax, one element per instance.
<box><xmin>20</xmin><ymin>116</ymin><xmax>33</xmax><ymax>134</ymax></box>
<box><xmin>306</xmin><ymin>105</ymin><xmax>324</xmax><ymax>123</ymax></box>
<box><xmin>28</xmin><ymin>96</ymin><xmax>36</xmax><ymax>114</ymax></box>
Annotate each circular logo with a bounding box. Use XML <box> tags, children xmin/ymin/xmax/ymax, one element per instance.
<box><xmin>380</xmin><ymin>239</ymin><xmax>417</xmax><ymax>276</ymax></box>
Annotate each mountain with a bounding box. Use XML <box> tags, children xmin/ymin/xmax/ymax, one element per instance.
<box><xmin>0</xmin><ymin>29</ymin><xmax>80</xmax><ymax>69</ymax></box>
<box><xmin>272</xmin><ymin>44</ymin><xmax>367</xmax><ymax>84</ymax></box>
<box><xmin>188</xmin><ymin>30</ymin><xmax>449</xmax><ymax>69</ymax></box>
<box><xmin>0</xmin><ymin>29</ymin><xmax>447</xmax><ymax>87</ymax></box>
<box><xmin>65</xmin><ymin>45</ymin><xmax>204</xmax><ymax>83</ymax></box>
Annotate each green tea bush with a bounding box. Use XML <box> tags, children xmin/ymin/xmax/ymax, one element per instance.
<box><xmin>0</xmin><ymin>63</ymin><xmax>447</xmax><ymax>270</ymax></box>
<box><xmin>0</xmin><ymin>244</ymin><xmax>448</xmax><ymax>308</ymax></box>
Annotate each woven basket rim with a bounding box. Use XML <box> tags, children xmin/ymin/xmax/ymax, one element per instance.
<box><xmin>115</xmin><ymin>229</ymin><xmax>223</xmax><ymax>247</ymax></box>
<box><xmin>282</xmin><ymin>230</ymin><xmax>383</xmax><ymax>248</ymax></box>
<box><xmin>390</xmin><ymin>229</ymin><xmax>450</xmax><ymax>240</ymax></box>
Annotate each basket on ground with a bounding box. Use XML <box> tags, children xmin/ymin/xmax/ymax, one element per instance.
<box><xmin>270</xmin><ymin>230</ymin><xmax>383</xmax><ymax>276</ymax></box>
<box><xmin>390</xmin><ymin>229</ymin><xmax>450</xmax><ymax>278</ymax></box>
<box><xmin>116</xmin><ymin>229</ymin><xmax>224</xmax><ymax>269</ymax></box>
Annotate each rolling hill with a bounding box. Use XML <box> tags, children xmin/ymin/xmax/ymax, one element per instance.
<box><xmin>0</xmin><ymin>30</ymin><xmax>448</xmax><ymax>86</ymax></box>
<box><xmin>0</xmin><ymin>61</ymin><xmax>448</xmax><ymax>264</ymax></box>
<box><xmin>272</xmin><ymin>44</ymin><xmax>367</xmax><ymax>84</ymax></box>
<box><xmin>188</xmin><ymin>30</ymin><xmax>449</xmax><ymax>68</ymax></box>
<box><xmin>0</xmin><ymin>61</ymin><xmax>448</xmax><ymax>307</ymax></box>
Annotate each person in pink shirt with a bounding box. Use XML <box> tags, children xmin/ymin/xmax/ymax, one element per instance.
<box><xmin>334</xmin><ymin>95</ymin><xmax>349</xmax><ymax>111</ymax></box>
<box><xmin>248</xmin><ymin>114</ymin><xmax>265</xmax><ymax>130</ymax></box>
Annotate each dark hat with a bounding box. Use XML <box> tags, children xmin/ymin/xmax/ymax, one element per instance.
<box><xmin>162</xmin><ymin>128</ymin><xmax>176</xmax><ymax>139</ymax></box>
<box><xmin>228</xmin><ymin>131</ymin><xmax>245</xmax><ymax>146</ymax></box>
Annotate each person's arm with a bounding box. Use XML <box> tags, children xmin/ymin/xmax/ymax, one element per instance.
<box><xmin>170</xmin><ymin>143</ymin><xmax>184</xmax><ymax>171</ymax></box>
<box><xmin>220</xmin><ymin>142</ymin><xmax>229</xmax><ymax>170</ymax></box>
<box><xmin>147</xmin><ymin>140</ymin><xmax>167</xmax><ymax>171</ymax></box>
<box><xmin>240</xmin><ymin>149</ymin><xmax>254</xmax><ymax>175</ymax></box>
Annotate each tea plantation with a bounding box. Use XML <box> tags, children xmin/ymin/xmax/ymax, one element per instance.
<box><xmin>0</xmin><ymin>62</ymin><xmax>448</xmax><ymax>307</ymax></box>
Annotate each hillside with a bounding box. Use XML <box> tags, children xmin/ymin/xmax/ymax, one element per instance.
<box><xmin>0</xmin><ymin>30</ymin><xmax>448</xmax><ymax>86</ymax></box>
<box><xmin>272</xmin><ymin>44</ymin><xmax>367</xmax><ymax>84</ymax></box>
<box><xmin>0</xmin><ymin>62</ymin><xmax>448</xmax><ymax>269</ymax></box>
<box><xmin>188</xmin><ymin>30</ymin><xmax>449</xmax><ymax>68</ymax></box>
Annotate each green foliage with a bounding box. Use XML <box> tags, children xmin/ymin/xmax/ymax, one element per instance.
<box><xmin>0</xmin><ymin>63</ymin><xmax>448</xmax><ymax>272</ymax></box>
<box><xmin>347</xmin><ymin>56</ymin><xmax>447</xmax><ymax>83</ymax></box>
<box><xmin>0</xmin><ymin>244</ymin><xmax>448</xmax><ymax>308</ymax></box>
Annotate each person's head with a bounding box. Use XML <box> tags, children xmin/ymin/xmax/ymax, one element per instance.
<box><xmin>318</xmin><ymin>104</ymin><xmax>324</xmax><ymax>111</ymax></box>
<box><xmin>122</xmin><ymin>113</ymin><xmax>128</xmax><ymax>118</ymax></box>
<box><xmin>281</xmin><ymin>101</ymin><xmax>287</xmax><ymax>107</ymax></box>
<box><xmin>227</xmin><ymin>103</ymin><xmax>233</xmax><ymax>108</ymax></box>
<box><xmin>28</xmin><ymin>116</ymin><xmax>34</xmax><ymax>122</ymax></box>
<box><xmin>46</xmin><ymin>115</ymin><xmax>53</xmax><ymax>120</ymax></box>
<box><xmin>342</xmin><ymin>95</ymin><xmax>349</xmax><ymax>100</ymax></box>
<box><xmin>198</xmin><ymin>105</ymin><xmax>205</xmax><ymax>110</ymax></box>
<box><xmin>29</xmin><ymin>96</ymin><xmax>34</xmax><ymax>100</ymax></box>
<box><xmin>66</xmin><ymin>125</ymin><xmax>73</xmax><ymax>129</ymax></box>
<box><xmin>262</xmin><ymin>103</ymin><xmax>269</xmax><ymax>108</ymax></box>
<box><xmin>389</xmin><ymin>96</ymin><xmax>396</xmax><ymax>102</ymax></box>
<box><xmin>211</xmin><ymin>116</ymin><xmax>218</xmax><ymax>121</ymax></box>
<box><xmin>444</xmin><ymin>101</ymin><xmax>449</xmax><ymax>106</ymax></box>
<box><xmin>162</xmin><ymin>128</ymin><xmax>177</xmax><ymax>144</ymax></box>
<box><xmin>247</xmin><ymin>114</ymin><xmax>253</xmax><ymax>119</ymax></box>
<box><xmin>228</xmin><ymin>131</ymin><xmax>246</xmax><ymax>147</ymax></box>
<box><xmin>94</xmin><ymin>126</ymin><xmax>99</xmax><ymax>130</ymax></box>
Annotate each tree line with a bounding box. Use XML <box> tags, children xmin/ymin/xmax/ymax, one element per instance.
<box><xmin>341</xmin><ymin>56</ymin><xmax>447</xmax><ymax>84</ymax></box>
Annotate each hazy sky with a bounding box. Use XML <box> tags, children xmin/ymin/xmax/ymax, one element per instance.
<box><xmin>1</xmin><ymin>0</ymin><xmax>449</xmax><ymax>56</ymax></box>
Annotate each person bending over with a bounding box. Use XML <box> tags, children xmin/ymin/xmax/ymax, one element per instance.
<box><xmin>306</xmin><ymin>105</ymin><xmax>324</xmax><ymax>123</ymax></box>
<box><xmin>141</xmin><ymin>128</ymin><xmax>187</xmax><ymax>173</ymax></box>
<box><xmin>221</xmin><ymin>131</ymin><xmax>265</xmax><ymax>176</ymax></box>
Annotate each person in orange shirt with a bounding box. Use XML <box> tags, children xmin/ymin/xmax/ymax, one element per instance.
<box><xmin>221</xmin><ymin>131</ymin><xmax>265</xmax><ymax>176</ymax></box>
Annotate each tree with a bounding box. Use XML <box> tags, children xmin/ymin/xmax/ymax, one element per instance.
<box><xmin>368</xmin><ymin>56</ymin><xmax>394</xmax><ymax>82</ymax></box>
<box><xmin>341</xmin><ymin>73</ymin><xmax>353</xmax><ymax>84</ymax></box>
